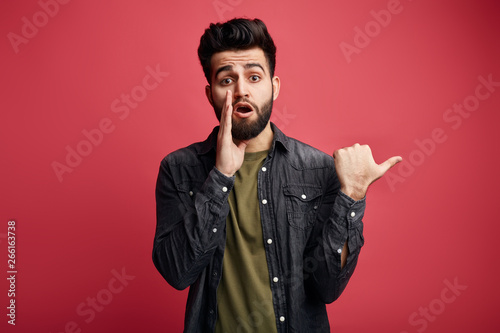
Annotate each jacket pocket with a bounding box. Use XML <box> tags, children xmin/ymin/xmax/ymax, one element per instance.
<box><xmin>283</xmin><ymin>184</ymin><xmax>323</xmax><ymax>230</ymax></box>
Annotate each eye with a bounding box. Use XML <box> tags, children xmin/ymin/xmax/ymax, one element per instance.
<box><xmin>220</xmin><ymin>78</ymin><xmax>233</xmax><ymax>85</ymax></box>
<box><xmin>249</xmin><ymin>75</ymin><xmax>260</xmax><ymax>82</ymax></box>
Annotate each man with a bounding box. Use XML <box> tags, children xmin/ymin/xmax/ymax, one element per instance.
<box><xmin>153</xmin><ymin>18</ymin><xmax>401</xmax><ymax>332</ymax></box>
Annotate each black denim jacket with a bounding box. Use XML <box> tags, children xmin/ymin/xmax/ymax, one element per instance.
<box><xmin>153</xmin><ymin>123</ymin><xmax>365</xmax><ymax>332</ymax></box>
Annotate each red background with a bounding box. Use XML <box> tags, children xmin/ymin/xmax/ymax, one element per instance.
<box><xmin>1</xmin><ymin>0</ymin><xmax>499</xmax><ymax>332</ymax></box>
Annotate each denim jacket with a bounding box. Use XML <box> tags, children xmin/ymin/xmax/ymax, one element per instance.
<box><xmin>153</xmin><ymin>123</ymin><xmax>365</xmax><ymax>332</ymax></box>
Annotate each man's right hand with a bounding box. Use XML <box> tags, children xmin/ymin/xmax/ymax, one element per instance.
<box><xmin>215</xmin><ymin>90</ymin><xmax>249</xmax><ymax>177</ymax></box>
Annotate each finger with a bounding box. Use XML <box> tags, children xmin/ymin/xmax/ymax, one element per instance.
<box><xmin>224</xmin><ymin>90</ymin><xmax>233</xmax><ymax>132</ymax></box>
<box><xmin>219</xmin><ymin>90</ymin><xmax>233</xmax><ymax>138</ymax></box>
<box><xmin>224</xmin><ymin>90</ymin><xmax>232</xmax><ymax>126</ymax></box>
<box><xmin>378</xmin><ymin>156</ymin><xmax>403</xmax><ymax>174</ymax></box>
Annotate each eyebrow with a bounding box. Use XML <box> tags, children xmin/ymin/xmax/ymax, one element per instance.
<box><xmin>214</xmin><ymin>63</ymin><xmax>266</xmax><ymax>78</ymax></box>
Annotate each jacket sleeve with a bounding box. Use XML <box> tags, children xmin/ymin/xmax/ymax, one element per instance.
<box><xmin>304</xmin><ymin>168</ymin><xmax>365</xmax><ymax>304</ymax></box>
<box><xmin>152</xmin><ymin>156</ymin><xmax>234</xmax><ymax>290</ymax></box>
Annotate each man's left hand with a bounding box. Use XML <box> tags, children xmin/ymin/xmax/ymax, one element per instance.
<box><xmin>333</xmin><ymin>144</ymin><xmax>402</xmax><ymax>201</ymax></box>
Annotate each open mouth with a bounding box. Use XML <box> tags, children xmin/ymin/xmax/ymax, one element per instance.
<box><xmin>236</xmin><ymin>106</ymin><xmax>252</xmax><ymax>113</ymax></box>
<box><xmin>233</xmin><ymin>102</ymin><xmax>255</xmax><ymax>118</ymax></box>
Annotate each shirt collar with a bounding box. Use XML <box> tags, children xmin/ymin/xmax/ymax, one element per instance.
<box><xmin>269</xmin><ymin>122</ymin><xmax>290</xmax><ymax>154</ymax></box>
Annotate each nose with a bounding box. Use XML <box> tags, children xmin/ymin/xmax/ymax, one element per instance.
<box><xmin>233</xmin><ymin>78</ymin><xmax>249</xmax><ymax>99</ymax></box>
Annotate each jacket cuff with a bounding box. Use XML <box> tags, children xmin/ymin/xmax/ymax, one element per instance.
<box><xmin>200</xmin><ymin>167</ymin><xmax>235</xmax><ymax>206</ymax></box>
<box><xmin>334</xmin><ymin>191</ymin><xmax>366</xmax><ymax>229</ymax></box>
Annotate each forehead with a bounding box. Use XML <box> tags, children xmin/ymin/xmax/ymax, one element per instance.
<box><xmin>211</xmin><ymin>47</ymin><xmax>268</xmax><ymax>76</ymax></box>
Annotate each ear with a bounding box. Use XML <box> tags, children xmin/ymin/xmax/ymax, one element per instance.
<box><xmin>205</xmin><ymin>85</ymin><xmax>214</xmax><ymax>107</ymax></box>
<box><xmin>272</xmin><ymin>76</ymin><xmax>280</xmax><ymax>101</ymax></box>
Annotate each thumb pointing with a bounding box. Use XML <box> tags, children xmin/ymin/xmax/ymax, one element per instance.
<box><xmin>379</xmin><ymin>156</ymin><xmax>403</xmax><ymax>174</ymax></box>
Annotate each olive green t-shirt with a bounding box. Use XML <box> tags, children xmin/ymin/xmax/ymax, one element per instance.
<box><xmin>215</xmin><ymin>150</ymin><xmax>277</xmax><ymax>333</ymax></box>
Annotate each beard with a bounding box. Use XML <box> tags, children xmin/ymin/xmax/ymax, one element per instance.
<box><xmin>214</xmin><ymin>93</ymin><xmax>273</xmax><ymax>141</ymax></box>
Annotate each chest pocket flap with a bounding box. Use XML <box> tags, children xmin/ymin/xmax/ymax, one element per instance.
<box><xmin>283</xmin><ymin>184</ymin><xmax>323</xmax><ymax>230</ymax></box>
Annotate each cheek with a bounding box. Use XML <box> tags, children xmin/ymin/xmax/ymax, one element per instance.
<box><xmin>209</xmin><ymin>89</ymin><xmax>225</xmax><ymax>120</ymax></box>
<box><xmin>257</xmin><ymin>83</ymin><xmax>273</xmax><ymax>103</ymax></box>
<box><xmin>211</xmin><ymin>88</ymin><xmax>228</xmax><ymax>107</ymax></box>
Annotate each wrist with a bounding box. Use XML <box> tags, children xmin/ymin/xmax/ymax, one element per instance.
<box><xmin>215</xmin><ymin>165</ymin><xmax>235</xmax><ymax>178</ymax></box>
<box><xmin>340</xmin><ymin>185</ymin><xmax>366</xmax><ymax>201</ymax></box>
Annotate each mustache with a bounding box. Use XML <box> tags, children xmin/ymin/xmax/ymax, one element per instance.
<box><xmin>232</xmin><ymin>98</ymin><xmax>259</xmax><ymax>111</ymax></box>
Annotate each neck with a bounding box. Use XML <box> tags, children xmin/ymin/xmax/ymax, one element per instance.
<box><xmin>235</xmin><ymin>122</ymin><xmax>273</xmax><ymax>153</ymax></box>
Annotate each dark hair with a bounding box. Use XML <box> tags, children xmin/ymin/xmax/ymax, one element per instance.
<box><xmin>198</xmin><ymin>18</ymin><xmax>277</xmax><ymax>84</ymax></box>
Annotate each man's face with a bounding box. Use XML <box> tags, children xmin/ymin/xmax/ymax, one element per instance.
<box><xmin>205</xmin><ymin>47</ymin><xmax>280</xmax><ymax>141</ymax></box>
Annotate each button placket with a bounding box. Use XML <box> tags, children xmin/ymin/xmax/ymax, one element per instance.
<box><xmin>258</xmin><ymin>159</ymin><xmax>287</xmax><ymax>329</ymax></box>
